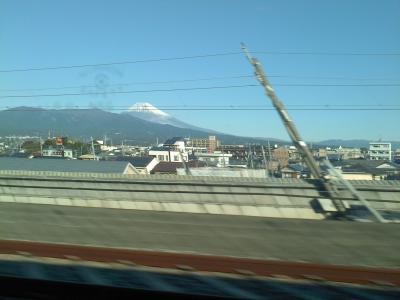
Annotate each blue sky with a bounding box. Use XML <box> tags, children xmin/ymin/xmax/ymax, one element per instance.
<box><xmin>0</xmin><ymin>0</ymin><xmax>399</xmax><ymax>141</ymax></box>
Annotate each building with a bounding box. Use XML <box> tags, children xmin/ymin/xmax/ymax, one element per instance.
<box><xmin>332</xmin><ymin>159</ymin><xmax>399</xmax><ymax>180</ymax></box>
<box><xmin>42</xmin><ymin>148</ymin><xmax>74</xmax><ymax>159</ymax></box>
<box><xmin>337</xmin><ymin>147</ymin><xmax>363</xmax><ymax>160</ymax></box>
<box><xmin>187</xmin><ymin>136</ymin><xmax>220</xmax><ymax>152</ymax></box>
<box><xmin>177</xmin><ymin>167</ymin><xmax>268</xmax><ymax>178</ymax></box>
<box><xmin>280</xmin><ymin>166</ymin><xmax>302</xmax><ymax>179</ymax></box>
<box><xmin>217</xmin><ymin>144</ymin><xmax>274</xmax><ymax>161</ymax></box>
<box><xmin>117</xmin><ymin>156</ymin><xmax>159</xmax><ymax>174</ymax></box>
<box><xmin>369</xmin><ymin>142</ymin><xmax>391</xmax><ymax>161</ymax></box>
<box><xmin>151</xmin><ymin>160</ymin><xmax>206</xmax><ymax>175</ymax></box>
<box><xmin>394</xmin><ymin>149</ymin><xmax>400</xmax><ymax>164</ymax></box>
<box><xmin>148</xmin><ymin>137</ymin><xmax>189</xmax><ymax>162</ymax></box>
<box><xmin>194</xmin><ymin>152</ymin><xmax>232</xmax><ymax>167</ymax></box>
<box><xmin>149</xmin><ymin>147</ymin><xmax>188</xmax><ymax>162</ymax></box>
<box><xmin>272</xmin><ymin>147</ymin><xmax>289</xmax><ymax>168</ymax></box>
<box><xmin>288</xmin><ymin>146</ymin><xmax>301</xmax><ymax>162</ymax></box>
<box><xmin>0</xmin><ymin>157</ymin><xmax>138</xmax><ymax>174</ymax></box>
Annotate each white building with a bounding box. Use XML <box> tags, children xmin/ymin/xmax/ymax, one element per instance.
<box><xmin>42</xmin><ymin>148</ymin><xmax>74</xmax><ymax>159</ymax></box>
<box><xmin>149</xmin><ymin>147</ymin><xmax>188</xmax><ymax>162</ymax></box>
<box><xmin>369</xmin><ymin>142</ymin><xmax>391</xmax><ymax>161</ymax></box>
<box><xmin>177</xmin><ymin>167</ymin><xmax>267</xmax><ymax>178</ymax></box>
<box><xmin>148</xmin><ymin>137</ymin><xmax>189</xmax><ymax>162</ymax></box>
<box><xmin>194</xmin><ymin>152</ymin><xmax>232</xmax><ymax>167</ymax></box>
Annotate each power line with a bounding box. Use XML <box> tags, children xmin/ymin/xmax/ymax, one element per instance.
<box><xmin>1</xmin><ymin>106</ymin><xmax>399</xmax><ymax>111</ymax></box>
<box><xmin>2</xmin><ymin>74</ymin><xmax>400</xmax><ymax>93</ymax></box>
<box><xmin>1</xmin><ymin>50</ymin><xmax>399</xmax><ymax>73</ymax></box>
<box><xmin>0</xmin><ymin>75</ymin><xmax>255</xmax><ymax>92</ymax></box>
<box><xmin>0</xmin><ymin>52</ymin><xmax>241</xmax><ymax>73</ymax></box>
<box><xmin>3</xmin><ymin>104</ymin><xmax>398</xmax><ymax>108</ymax></box>
<box><xmin>0</xmin><ymin>84</ymin><xmax>258</xmax><ymax>98</ymax></box>
<box><xmin>1</xmin><ymin>83</ymin><xmax>399</xmax><ymax>99</ymax></box>
<box><xmin>254</xmin><ymin>51</ymin><xmax>400</xmax><ymax>56</ymax></box>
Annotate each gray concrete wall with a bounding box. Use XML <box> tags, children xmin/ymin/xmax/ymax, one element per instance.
<box><xmin>0</xmin><ymin>170</ymin><xmax>399</xmax><ymax>220</ymax></box>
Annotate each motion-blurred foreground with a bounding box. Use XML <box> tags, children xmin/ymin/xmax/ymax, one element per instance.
<box><xmin>0</xmin><ymin>171</ymin><xmax>399</xmax><ymax>299</ymax></box>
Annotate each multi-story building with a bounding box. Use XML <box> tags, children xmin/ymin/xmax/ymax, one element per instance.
<box><xmin>394</xmin><ymin>149</ymin><xmax>400</xmax><ymax>164</ymax></box>
<box><xmin>148</xmin><ymin>137</ymin><xmax>189</xmax><ymax>162</ymax></box>
<box><xmin>272</xmin><ymin>147</ymin><xmax>289</xmax><ymax>168</ymax></box>
<box><xmin>187</xmin><ymin>136</ymin><xmax>220</xmax><ymax>152</ymax></box>
<box><xmin>369</xmin><ymin>142</ymin><xmax>391</xmax><ymax>161</ymax></box>
<box><xmin>217</xmin><ymin>144</ymin><xmax>274</xmax><ymax>161</ymax></box>
<box><xmin>149</xmin><ymin>147</ymin><xmax>188</xmax><ymax>162</ymax></box>
<box><xmin>337</xmin><ymin>147</ymin><xmax>363</xmax><ymax>160</ymax></box>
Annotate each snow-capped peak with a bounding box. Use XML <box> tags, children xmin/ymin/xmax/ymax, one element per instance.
<box><xmin>128</xmin><ymin>102</ymin><xmax>169</xmax><ymax>117</ymax></box>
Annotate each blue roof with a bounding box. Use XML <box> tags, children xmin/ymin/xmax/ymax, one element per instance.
<box><xmin>163</xmin><ymin>137</ymin><xmax>184</xmax><ymax>145</ymax></box>
<box><xmin>116</xmin><ymin>156</ymin><xmax>155</xmax><ymax>167</ymax></box>
<box><xmin>150</xmin><ymin>146</ymin><xmax>171</xmax><ymax>151</ymax></box>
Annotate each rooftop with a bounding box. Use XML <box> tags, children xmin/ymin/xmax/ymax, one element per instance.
<box><xmin>116</xmin><ymin>156</ymin><xmax>156</xmax><ymax>168</ymax></box>
<box><xmin>151</xmin><ymin>160</ymin><xmax>206</xmax><ymax>173</ymax></box>
<box><xmin>0</xmin><ymin>157</ymin><xmax>132</xmax><ymax>174</ymax></box>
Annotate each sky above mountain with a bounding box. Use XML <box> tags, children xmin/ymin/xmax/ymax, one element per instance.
<box><xmin>0</xmin><ymin>0</ymin><xmax>399</xmax><ymax>141</ymax></box>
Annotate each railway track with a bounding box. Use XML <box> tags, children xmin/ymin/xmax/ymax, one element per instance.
<box><xmin>1</xmin><ymin>239</ymin><xmax>399</xmax><ymax>287</ymax></box>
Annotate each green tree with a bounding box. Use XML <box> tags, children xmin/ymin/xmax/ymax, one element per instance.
<box><xmin>21</xmin><ymin>141</ymin><xmax>41</xmax><ymax>154</ymax></box>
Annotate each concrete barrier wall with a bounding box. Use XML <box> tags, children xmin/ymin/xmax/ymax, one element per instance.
<box><xmin>0</xmin><ymin>171</ymin><xmax>399</xmax><ymax>220</ymax></box>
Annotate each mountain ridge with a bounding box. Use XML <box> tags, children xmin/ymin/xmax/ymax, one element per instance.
<box><xmin>1</xmin><ymin>107</ymin><xmax>398</xmax><ymax>148</ymax></box>
<box><xmin>124</xmin><ymin>102</ymin><xmax>219</xmax><ymax>133</ymax></box>
<box><xmin>0</xmin><ymin>107</ymin><xmax>281</xmax><ymax>145</ymax></box>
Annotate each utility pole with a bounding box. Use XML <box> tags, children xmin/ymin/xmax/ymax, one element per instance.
<box><xmin>90</xmin><ymin>136</ymin><xmax>96</xmax><ymax>160</ymax></box>
<box><xmin>39</xmin><ymin>136</ymin><xmax>43</xmax><ymax>157</ymax></box>
<box><xmin>241</xmin><ymin>43</ymin><xmax>386</xmax><ymax>222</ymax></box>
<box><xmin>261</xmin><ymin>145</ymin><xmax>269</xmax><ymax>177</ymax></box>
<box><xmin>247</xmin><ymin>144</ymin><xmax>253</xmax><ymax>169</ymax></box>
<box><xmin>267</xmin><ymin>140</ymin><xmax>272</xmax><ymax>173</ymax></box>
<box><xmin>178</xmin><ymin>149</ymin><xmax>191</xmax><ymax>175</ymax></box>
<box><xmin>241</xmin><ymin>44</ymin><xmax>349</xmax><ymax>215</ymax></box>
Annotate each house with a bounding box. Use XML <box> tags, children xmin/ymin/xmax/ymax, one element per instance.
<box><xmin>148</xmin><ymin>138</ymin><xmax>189</xmax><ymax>162</ymax></box>
<box><xmin>148</xmin><ymin>147</ymin><xmax>189</xmax><ymax>162</ymax></box>
<box><xmin>116</xmin><ymin>156</ymin><xmax>159</xmax><ymax>174</ymax></box>
<box><xmin>332</xmin><ymin>160</ymin><xmax>399</xmax><ymax>180</ymax></box>
<box><xmin>280</xmin><ymin>164</ymin><xmax>303</xmax><ymax>179</ymax></box>
<box><xmin>151</xmin><ymin>160</ymin><xmax>206</xmax><ymax>175</ymax></box>
<box><xmin>0</xmin><ymin>157</ymin><xmax>138</xmax><ymax>174</ymax></box>
<box><xmin>194</xmin><ymin>152</ymin><xmax>232</xmax><ymax>167</ymax></box>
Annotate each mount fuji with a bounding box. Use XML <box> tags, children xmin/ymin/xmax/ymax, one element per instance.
<box><xmin>124</xmin><ymin>102</ymin><xmax>218</xmax><ymax>133</ymax></box>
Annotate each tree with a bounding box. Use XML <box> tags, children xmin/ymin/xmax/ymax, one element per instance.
<box><xmin>21</xmin><ymin>141</ymin><xmax>40</xmax><ymax>154</ymax></box>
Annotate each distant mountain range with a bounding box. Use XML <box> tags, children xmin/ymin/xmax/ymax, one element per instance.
<box><xmin>0</xmin><ymin>106</ymin><xmax>281</xmax><ymax>145</ymax></box>
<box><xmin>0</xmin><ymin>105</ymin><xmax>398</xmax><ymax>149</ymax></box>
<box><xmin>316</xmin><ymin>139</ymin><xmax>400</xmax><ymax>149</ymax></box>
<box><xmin>124</xmin><ymin>102</ymin><xmax>218</xmax><ymax>133</ymax></box>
